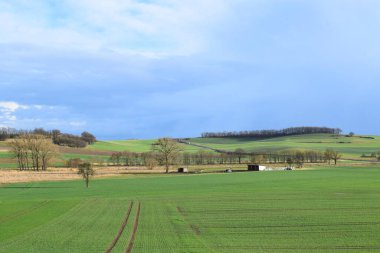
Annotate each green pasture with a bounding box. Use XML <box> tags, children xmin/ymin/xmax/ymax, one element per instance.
<box><xmin>189</xmin><ymin>134</ymin><xmax>380</xmax><ymax>158</ymax></box>
<box><xmin>0</xmin><ymin>152</ymin><xmax>16</xmax><ymax>168</ymax></box>
<box><xmin>0</xmin><ymin>153</ymin><xmax>12</xmax><ymax>159</ymax></box>
<box><xmin>60</xmin><ymin>153</ymin><xmax>110</xmax><ymax>162</ymax></box>
<box><xmin>1</xmin><ymin>166</ymin><xmax>380</xmax><ymax>252</ymax></box>
<box><xmin>0</xmin><ymin>163</ymin><xmax>17</xmax><ymax>169</ymax></box>
<box><xmin>88</xmin><ymin>139</ymin><xmax>207</xmax><ymax>153</ymax></box>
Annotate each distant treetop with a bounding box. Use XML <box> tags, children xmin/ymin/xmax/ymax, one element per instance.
<box><xmin>201</xmin><ymin>127</ymin><xmax>342</xmax><ymax>138</ymax></box>
<box><xmin>0</xmin><ymin>127</ymin><xmax>97</xmax><ymax>148</ymax></box>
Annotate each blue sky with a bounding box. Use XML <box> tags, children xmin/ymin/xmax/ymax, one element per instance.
<box><xmin>1</xmin><ymin>0</ymin><xmax>380</xmax><ymax>139</ymax></box>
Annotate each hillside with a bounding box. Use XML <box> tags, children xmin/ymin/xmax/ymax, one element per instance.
<box><xmin>87</xmin><ymin>139</ymin><xmax>206</xmax><ymax>153</ymax></box>
<box><xmin>187</xmin><ymin>134</ymin><xmax>380</xmax><ymax>158</ymax></box>
<box><xmin>0</xmin><ymin>139</ymin><xmax>209</xmax><ymax>169</ymax></box>
<box><xmin>1</xmin><ymin>134</ymin><xmax>379</xmax><ymax>169</ymax></box>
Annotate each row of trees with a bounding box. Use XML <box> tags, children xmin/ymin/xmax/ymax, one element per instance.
<box><xmin>107</xmin><ymin>138</ymin><xmax>341</xmax><ymax>171</ymax></box>
<box><xmin>0</xmin><ymin>127</ymin><xmax>96</xmax><ymax>148</ymax></box>
<box><xmin>9</xmin><ymin>134</ymin><xmax>57</xmax><ymax>171</ymax></box>
<box><xmin>201</xmin><ymin>127</ymin><xmax>342</xmax><ymax>138</ymax></box>
<box><xmin>0</xmin><ymin>127</ymin><xmax>30</xmax><ymax>141</ymax></box>
<box><xmin>9</xmin><ymin>134</ymin><xmax>97</xmax><ymax>188</ymax></box>
<box><xmin>324</xmin><ymin>149</ymin><xmax>342</xmax><ymax>165</ymax></box>
<box><xmin>109</xmin><ymin>150</ymin><xmax>329</xmax><ymax>168</ymax></box>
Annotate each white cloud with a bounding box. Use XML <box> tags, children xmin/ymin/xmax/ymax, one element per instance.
<box><xmin>0</xmin><ymin>101</ymin><xmax>29</xmax><ymax>111</ymax></box>
<box><xmin>0</xmin><ymin>101</ymin><xmax>88</xmax><ymax>132</ymax></box>
<box><xmin>69</xmin><ymin>121</ymin><xmax>87</xmax><ymax>127</ymax></box>
<box><xmin>0</xmin><ymin>0</ymin><xmax>231</xmax><ymax>58</ymax></box>
<box><xmin>0</xmin><ymin>101</ymin><xmax>30</xmax><ymax>121</ymax></box>
<box><xmin>0</xmin><ymin>101</ymin><xmax>57</xmax><ymax>124</ymax></box>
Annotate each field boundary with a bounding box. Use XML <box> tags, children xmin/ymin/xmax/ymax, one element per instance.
<box><xmin>125</xmin><ymin>201</ymin><xmax>141</xmax><ymax>253</ymax></box>
<box><xmin>104</xmin><ymin>201</ymin><xmax>134</xmax><ymax>253</ymax></box>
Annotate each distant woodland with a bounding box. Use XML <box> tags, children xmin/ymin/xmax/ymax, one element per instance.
<box><xmin>201</xmin><ymin>127</ymin><xmax>342</xmax><ymax>138</ymax></box>
<box><xmin>0</xmin><ymin>127</ymin><xmax>96</xmax><ymax>148</ymax></box>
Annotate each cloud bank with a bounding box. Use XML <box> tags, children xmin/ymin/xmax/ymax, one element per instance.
<box><xmin>1</xmin><ymin>1</ymin><xmax>380</xmax><ymax>138</ymax></box>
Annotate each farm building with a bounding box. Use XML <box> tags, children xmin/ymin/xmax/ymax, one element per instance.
<box><xmin>178</xmin><ymin>168</ymin><xmax>188</xmax><ymax>173</ymax></box>
<box><xmin>248</xmin><ymin>164</ymin><xmax>266</xmax><ymax>171</ymax></box>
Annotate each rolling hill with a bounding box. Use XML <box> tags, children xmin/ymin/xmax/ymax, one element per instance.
<box><xmin>0</xmin><ymin>134</ymin><xmax>379</xmax><ymax>169</ymax></box>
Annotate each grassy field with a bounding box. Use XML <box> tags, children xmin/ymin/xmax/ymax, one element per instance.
<box><xmin>88</xmin><ymin>139</ymin><xmax>206</xmax><ymax>153</ymax></box>
<box><xmin>189</xmin><ymin>134</ymin><xmax>380</xmax><ymax>158</ymax></box>
<box><xmin>1</xmin><ymin>166</ymin><xmax>380</xmax><ymax>252</ymax></box>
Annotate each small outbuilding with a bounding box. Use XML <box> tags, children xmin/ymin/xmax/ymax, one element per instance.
<box><xmin>248</xmin><ymin>164</ymin><xmax>266</xmax><ymax>171</ymax></box>
<box><xmin>178</xmin><ymin>167</ymin><xmax>188</xmax><ymax>173</ymax></box>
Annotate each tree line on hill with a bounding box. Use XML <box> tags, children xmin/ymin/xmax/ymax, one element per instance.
<box><xmin>0</xmin><ymin>127</ymin><xmax>96</xmax><ymax>148</ymax></box>
<box><xmin>201</xmin><ymin>127</ymin><xmax>342</xmax><ymax>138</ymax></box>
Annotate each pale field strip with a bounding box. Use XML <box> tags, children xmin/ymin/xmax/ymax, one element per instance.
<box><xmin>1</xmin><ymin>162</ymin><xmax>376</xmax><ymax>185</ymax></box>
<box><xmin>0</xmin><ymin>166</ymin><xmax>177</xmax><ymax>185</ymax></box>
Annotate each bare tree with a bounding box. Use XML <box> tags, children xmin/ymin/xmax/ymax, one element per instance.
<box><xmin>9</xmin><ymin>134</ymin><xmax>57</xmax><ymax>171</ymax></box>
<box><xmin>235</xmin><ymin>148</ymin><xmax>245</xmax><ymax>164</ymax></box>
<box><xmin>40</xmin><ymin>138</ymin><xmax>58</xmax><ymax>170</ymax></box>
<box><xmin>294</xmin><ymin>151</ymin><xmax>305</xmax><ymax>168</ymax></box>
<box><xmin>152</xmin><ymin>138</ymin><xmax>181</xmax><ymax>173</ymax></box>
<box><xmin>78</xmin><ymin>162</ymin><xmax>95</xmax><ymax>188</ymax></box>
<box><xmin>330</xmin><ymin>150</ymin><xmax>342</xmax><ymax>165</ymax></box>
<box><xmin>26</xmin><ymin>134</ymin><xmax>41</xmax><ymax>171</ymax></box>
<box><xmin>143</xmin><ymin>152</ymin><xmax>158</xmax><ymax>170</ymax></box>
<box><xmin>324</xmin><ymin>149</ymin><xmax>332</xmax><ymax>165</ymax></box>
<box><xmin>9</xmin><ymin>137</ymin><xmax>28</xmax><ymax>170</ymax></box>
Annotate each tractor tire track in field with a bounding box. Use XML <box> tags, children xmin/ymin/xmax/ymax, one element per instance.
<box><xmin>177</xmin><ymin>206</ymin><xmax>201</xmax><ymax>235</ymax></box>
<box><xmin>125</xmin><ymin>201</ymin><xmax>141</xmax><ymax>253</ymax></box>
<box><xmin>208</xmin><ymin>221</ymin><xmax>380</xmax><ymax>229</ymax></box>
<box><xmin>216</xmin><ymin>245</ymin><xmax>380</xmax><ymax>250</ymax></box>
<box><xmin>0</xmin><ymin>200</ymin><xmax>50</xmax><ymax>224</ymax></box>
<box><xmin>177</xmin><ymin>206</ymin><xmax>216</xmax><ymax>253</ymax></box>
<box><xmin>104</xmin><ymin>201</ymin><xmax>134</xmax><ymax>253</ymax></box>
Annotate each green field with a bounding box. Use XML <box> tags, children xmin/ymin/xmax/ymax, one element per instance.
<box><xmin>189</xmin><ymin>134</ymin><xmax>380</xmax><ymax>158</ymax></box>
<box><xmin>1</xmin><ymin>167</ymin><xmax>380</xmax><ymax>252</ymax></box>
<box><xmin>88</xmin><ymin>139</ymin><xmax>206</xmax><ymax>153</ymax></box>
<box><xmin>86</xmin><ymin>134</ymin><xmax>380</xmax><ymax>159</ymax></box>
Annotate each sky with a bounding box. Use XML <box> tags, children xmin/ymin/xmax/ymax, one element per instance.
<box><xmin>1</xmin><ymin>0</ymin><xmax>380</xmax><ymax>139</ymax></box>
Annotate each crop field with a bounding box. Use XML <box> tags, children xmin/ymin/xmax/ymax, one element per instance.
<box><xmin>189</xmin><ymin>134</ymin><xmax>380</xmax><ymax>158</ymax></box>
<box><xmin>1</xmin><ymin>166</ymin><xmax>380</xmax><ymax>252</ymax></box>
<box><xmin>0</xmin><ymin>152</ymin><xmax>17</xmax><ymax>168</ymax></box>
<box><xmin>88</xmin><ymin>139</ymin><xmax>207</xmax><ymax>153</ymax></box>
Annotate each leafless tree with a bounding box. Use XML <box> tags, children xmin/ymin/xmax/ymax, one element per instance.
<box><xmin>78</xmin><ymin>162</ymin><xmax>95</xmax><ymax>188</ymax></box>
<box><xmin>330</xmin><ymin>150</ymin><xmax>342</xmax><ymax>165</ymax></box>
<box><xmin>152</xmin><ymin>138</ymin><xmax>181</xmax><ymax>173</ymax></box>
<box><xmin>9</xmin><ymin>134</ymin><xmax>57</xmax><ymax>171</ymax></box>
